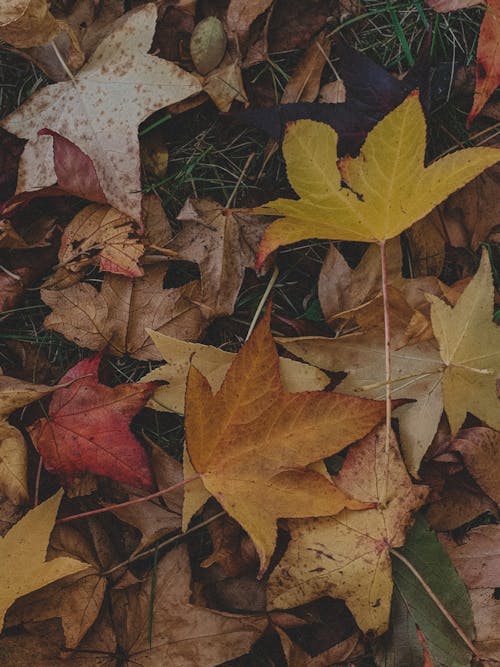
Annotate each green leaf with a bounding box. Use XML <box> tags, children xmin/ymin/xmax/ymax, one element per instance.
<box><xmin>377</xmin><ymin>514</ymin><xmax>474</xmax><ymax>667</ymax></box>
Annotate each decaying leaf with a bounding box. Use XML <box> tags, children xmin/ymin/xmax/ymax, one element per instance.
<box><xmin>0</xmin><ymin>489</ymin><xmax>87</xmax><ymax>631</ymax></box>
<box><xmin>56</xmin><ymin>203</ymin><xmax>144</xmax><ymax>279</ymax></box>
<box><xmin>452</xmin><ymin>427</ymin><xmax>500</xmax><ymax>503</ymax></box>
<box><xmin>1</xmin><ymin>4</ymin><xmax>202</xmax><ymax>222</ymax></box>
<box><xmin>203</xmin><ymin>53</ymin><xmax>248</xmax><ymax>112</ymax></box>
<box><xmin>254</xmin><ymin>93</ymin><xmax>499</xmax><ymax>266</ymax></box>
<box><xmin>0</xmin><ymin>374</ymin><xmax>56</xmax><ymax>505</ymax></box>
<box><xmin>170</xmin><ymin>197</ymin><xmax>269</xmax><ymax>317</ymax></box>
<box><xmin>268</xmin><ymin>425</ymin><xmax>427</xmax><ymax>633</ymax></box>
<box><xmin>184</xmin><ymin>307</ymin><xmax>388</xmax><ymax>574</ymax></box>
<box><xmin>110</xmin><ymin>544</ymin><xmax>267</xmax><ymax>665</ymax></box>
<box><xmin>143</xmin><ymin>328</ymin><xmax>330</xmax><ymax>414</ymax></box>
<box><xmin>41</xmin><ymin>266</ymin><xmax>209</xmax><ymax>360</ymax></box>
<box><xmin>28</xmin><ymin>354</ymin><xmax>156</xmax><ymax>489</ymax></box>
<box><xmin>0</xmin><ymin>0</ymin><xmax>69</xmax><ymax>48</ymax></box>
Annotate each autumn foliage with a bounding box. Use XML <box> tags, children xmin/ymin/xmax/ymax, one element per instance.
<box><xmin>0</xmin><ymin>1</ymin><xmax>499</xmax><ymax>666</ymax></box>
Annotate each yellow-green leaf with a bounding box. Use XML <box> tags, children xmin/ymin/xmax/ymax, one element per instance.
<box><xmin>255</xmin><ymin>93</ymin><xmax>499</xmax><ymax>267</ymax></box>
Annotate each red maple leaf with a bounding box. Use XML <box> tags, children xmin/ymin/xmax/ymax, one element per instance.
<box><xmin>28</xmin><ymin>354</ymin><xmax>156</xmax><ymax>489</ymax></box>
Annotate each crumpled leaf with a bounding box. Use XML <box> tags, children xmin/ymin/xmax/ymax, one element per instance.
<box><xmin>54</xmin><ymin>203</ymin><xmax>145</xmax><ymax>280</ymax></box>
<box><xmin>268</xmin><ymin>425</ymin><xmax>428</xmax><ymax>633</ymax></box>
<box><xmin>254</xmin><ymin>93</ymin><xmax>499</xmax><ymax>267</ymax></box>
<box><xmin>143</xmin><ymin>327</ymin><xmax>330</xmax><ymax>414</ymax></box>
<box><xmin>377</xmin><ymin>515</ymin><xmax>474</xmax><ymax>667</ymax></box>
<box><xmin>452</xmin><ymin>427</ymin><xmax>500</xmax><ymax>503</ymax></box>
<box><xmin>428</xmin><ymin>250</ymin><xmax>500</xmax><ymax>435</ymax></box>
<box><xmin>28</xmin><ymin>354</ymin><xmax>156</xmax><ymax>489</ymax></box>
<box><xmin>1</xmin><ymin>4</ymin><xmax>202</xmax><ymax>222</ymax></box>
<box><xmin>203</xmin><ymin>53</ymin><xmax>248</xmax><ymax>112</ymax></box>
<box><xmin>0</xmin><ymin>373</ymin><xmax>56</xmax><ymax>504</ymax></box>
<box><xmin>170</xmin><ymin>197</ymin><xmax>269</xmax><ymax>317</ymax></box>
<box><xmin>184</xmin><ymin>306</ymin><xmax>388</xmax><ymax>574</ymax></box>
<box><xmin>0</xmin><ymin>0</ymin><xmax>69</xmax><ymax>48</ymax></box>
<box><xmin>41</xmin><ymin>266</ymin><xmax>209</xmax><ymax>360</ymax></box>
<box><xmin>110</xmin><ymin>544</ymin><xmax>267</xmax><ymax>665</ymax></box>
<box><xmin>0</xmin><ymin>489</ymin><xmax>88</xmax><ymax>631</ymax></box>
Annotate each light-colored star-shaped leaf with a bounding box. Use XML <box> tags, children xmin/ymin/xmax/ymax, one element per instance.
<box><xmin>1</xmin><ymin>4</ymin><xmax>201</xmax><ymax>221</ymax></box>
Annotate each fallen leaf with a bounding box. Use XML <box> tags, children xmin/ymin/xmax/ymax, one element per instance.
<box><xmin>28</xmin><ymin>354</ymin><xmax>156</xmax><ymax>489</ymax></box>
<box><xmin>41</xmin><ymin>266</ymin><xmax>209</xmax><ymax>360</ymax></box>
<box><xmin>278</xmin><ymin>332</ymin><xmax>443</xmax><ymax>476</ymax></box>
<box><xmin>405</xmin><ymin>208</ymin><xmax>447</xmax><ymax>277</ymax></box>
<box><xmin>56</xmin><ymin>203</ymin><xmax>145</xmax><ymax>279</ymax></box>
<box><xmin>379</xmin><ymin>514</ymin><xmax>475</xmax><ymax>667</ymax></box>
<box><xmin>190</xmin><ymin>16</ymin><xmax>227</xmax><ymax>75</ymax></box>
<box><xmin>254</xmin><ymin>93</ymin><xmax>499</xmax><ymax>266</ymax></box>
<box><xmin>203</xmin><ymin>53</ymin><xmax>248</xmax><ymax>112</ymax></box>
<box><xmin>143</xmin><ymin>328</ymin><xmax>330</xmax><ymax>414</ymax></box>
<box><xmin>428</xmin><ymin>250</ymin><xmax>500</xmax><ymax>435</ymax></box>
<box><xmin>280</xmin><ymin>31</ymin><xmax>331</xmax><ymax>104</ymax></box>
<box><xmin>1</xmin><ymin>4</ymin><xmax>202</xmax><ymax>222</ymax></box>
<box><xmin>0</xmin><ymin>489</ymin><xmax>88</xmax><ymax>631</ymax></box>
<box><xmin>277</xmin><ymin>627</ymin><xmax>364</xmax><ymax>667</ymax></box>
<box><xmin>226</xmin><ymin>0</ymin><xmax>273</xmax><ymax>47</ymax></box>
<box><xmin>202</xmin><ymin>513</ymin><xmax>256</xmax><ymax>577</ymax></box>
<box><xmin>184</xmin><ymin>307</ymin><xmax>388</xmax><ymax>573</ymax></box>
<box><xmin>469</xmin><ymin>588</ymin><xmax>500</xmax><ymax>661</ymax></box>
<box><xmin>171</xmin><ymin>197</ymin><xmax>269</xmax><ymax>317</ymax></box>
<box><xmin>0</xmin><ymin>0</ymin><xmax>68</xmax><ymax>48</ymax></box>
<box><xmin>5</xmin><ymin>519</ymin><xmax>115</xmax><ymax>649</ymax></box>
<box><xmin>452</xmin><ymin>427</ymin><xmax>500</xmax><ymax>503</ymax></box>
<box><xmin>439</xmin><ymin>524</ymin><xmax>500</xmax><ymax>589</ymax></box>
<box><xmin>110</xmin><ymin>544</ymin><xmax>267</xmax><ymax>665</ymax></box>
<box><xmin>425</xmin><ymin>484</ymin><xmax>498</xmax><ymax>531</ymax></box>
<box><xmin>268</xmin><ymin>425</ymin><xmax>428</xmax><ymax>633</ymax></box>
<box><xmin>280</xmin><ymin>251</ymin><xmax>500</xmax><ymax>472</ymax></box>
<box><xmin>0</xmin><ymin>373</ymin><xmax>56</xmax><ymax>504</ymax></box>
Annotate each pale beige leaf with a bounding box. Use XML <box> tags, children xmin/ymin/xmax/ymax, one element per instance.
<box><xmin>0</xmin><ymin>423</ymin><xmax>28</xmax><ymax>505</ymax></box>
<box><xmin>267</xmin><ymin>425</ymin><xmax>428</xmax><ymax>634</ymax></box>
<box><xmin>203</xmin><ymin>53</ymin><xmax>248</xmax><ymax>112</ymax></box>
<box><xmin>453</xmin><ymin>427</ymin><xmax>500</xmax><ymax>503</ymax></box>
<box><xmin>0</xmin><ymin>490</ymin><xmax>87</xmax><ymax>631</ymax></box>
<box><xmin>190</xmin><ymin>16</ymin><xmax>227</xmax><ymax>75</ymax></box>
<box><xmin>143</xmin><ymin>328</ymin><xmax>330</xmax><ymax>414</ymax></box>
<box><xmin>1</xmin><ymin>4</ymin><xmax>202</xmax><ymax>221</ymax></box>
<box><xmin>439</xmin><ymin>525</ymin><xmax>500</xmax><ymax>589</ymax></box>
<box><xmin>226</xmin><ymin>0</ymin><xmax>273</xmax><ymax>41</ymax></box>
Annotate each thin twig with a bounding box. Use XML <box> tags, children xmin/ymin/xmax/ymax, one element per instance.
<box><xmin>245</xmin><ymin>264</ymin><xmax>279</xmax><ymax>341</ymax></box>
<box><xmin>56</xmin><ymin>474</ymin><xmax>201</xmax><ymax>524</ymax></box>
<box><xmin>50</xmin><ymin>40</ymin><xmax>77</xmax><ymax>83</ymax></box>
<box><xmin>379</xmin><ymin>240</ymin><xmax>392</xmax><ymax>453</ymax></box>
<box><xmin>225</xmin><ymin>152</ymin><xmax>255</xmax><ymax>208</ymax></box>
<box><xmin>390</xmin><ymin>548</ymin><xmax>479</xmax><ymax>657</ymax></box>
<box><xmin>102</xmin><ymin>511</ymin><xmax>226</xmax><ymax>575</ymax></box>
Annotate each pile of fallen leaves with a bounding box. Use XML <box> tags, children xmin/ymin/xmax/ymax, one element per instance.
<box><xmin>0</xmin><ymin>1</ymin><xmax>499</xmax><ymax>665</ymax></box>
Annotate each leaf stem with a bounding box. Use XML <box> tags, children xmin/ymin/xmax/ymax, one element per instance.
<box><xmin>55</xmin><ymin>474</ymin><xmax>201</xmax><ymax>524</ymax></box>
<box><xmin>390</xmin><ymin>548</ymin><xmax>479</xmax><ymax>657</ymax></box>
<box><xmin>245</xmin><ymin>264</ymin><xmax>279</xmax><ymax>341</ymax></box>
<box><xmin>379</xmin><ymin>240</ymin><xmax>392</xmax><ymax>452</ymax></box>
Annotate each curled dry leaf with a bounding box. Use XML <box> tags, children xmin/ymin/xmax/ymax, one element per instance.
<box><xmin>183</xmin><ymin>307</ymin><xmax>388</xmax><ymax>574</ymax></box>
<box><xmin>203</xmin><ymin>53</ymin><xmax>248</xmax><ymax>112</ymax></box>
<box><xmin>28</xmin><ymin>354</ymin><xmax>156</xmax><ymax>489</ymax></box>
<box><xmin>0</xmin><ymin>489</ymin><xmax>87</xmax><ymax>631</ymax></box>
<box><xmin>171</xmin><ymin>197</ymin><xmax>269</xmax><ymax>317</ymax></box>
<box><xmin>280</xmin><ymin>30</ymin><xmax>331</xmax><ymax>104</ymax></box>
<box><xmin>254</xmin><ymin>93</ymin><xmax>499</xmax><ymax>267</ymax></box>
<box><xmin>144</xmin><ymin>327</ymin><xmax>330</xmax><ymax>414</ymax></box>
<box><xmin>268</xmin><ymin>425</ymin><xmax>428</xmax><ymax>634</ymax></box>
<box><xmin>110</xmin><ymin>545</ymin><xmax>267</xmax><ymax>665</ymax></box>
<box><xmin>1</xmin><ymin>4</ymin><xmax>202</xmax><ymax>222</ymax></box>
<box><xmin>0</xmin><ymin>373</ymin><xmax>56</xmax><ymax>505</ymax></box>
<box><xmin>56</xmin><ymin>203</ymin><xmax>145</xmax><ymax>279</ymax></box>
<box><xmin>41</xmin><ymin>266</ymin><xmax>209</xmax><ymax>360</ymax></box>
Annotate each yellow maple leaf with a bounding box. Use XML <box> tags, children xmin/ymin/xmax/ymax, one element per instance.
<box><xmin>428</xmin><ymin>250</ymin><xmax>500</xmax><ymax>435</ymax></box>
<box><xmin>254</xmin><ymin>92</ymin><xmax>499</xmax><ymax>267</ymax></box>
<box><xmin>0</xmin><ymin>489</ymin><xmax>88</xmax><ymax>630</ymax></box>
<box><xmin>183</xmin><ymin>307</ymin><xmax>388</xmax><ymax>574</ymax></box>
